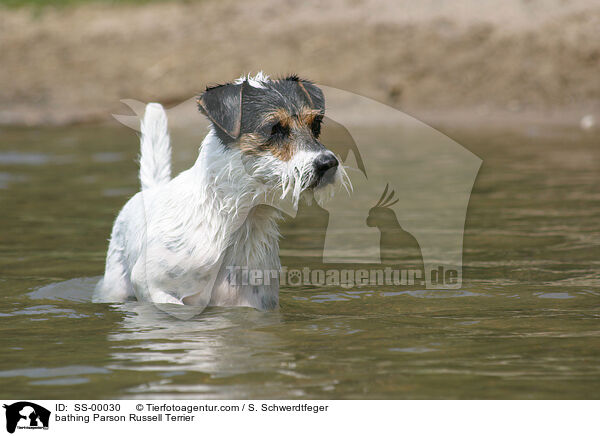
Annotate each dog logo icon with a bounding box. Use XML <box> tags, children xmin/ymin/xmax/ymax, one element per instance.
<box><xmin>2</xmin><ymin>402</ymin><xmax>50</xmax><ymax>434</ymax></box>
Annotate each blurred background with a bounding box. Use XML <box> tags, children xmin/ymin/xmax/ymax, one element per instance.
<box><xmin>1</xmin><ymin>0</ymin><xmax>599</xmax><ymax>129</ymax></box>
<box><xmin>1</xmin><ymin>0</ymin><xmax>599</xmax><ymax>399</ymax></box>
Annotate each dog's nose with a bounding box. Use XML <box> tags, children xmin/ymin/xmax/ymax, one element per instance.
<box><xmin>314</xmin><ymin>152</ymin><xmax>339</xmax><ymax>178</ymax></box>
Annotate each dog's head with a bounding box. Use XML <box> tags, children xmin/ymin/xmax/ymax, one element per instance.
<box><xmin>197</xmin><ymin>73</ymin><xmax>349</xmax><ymax>205</ymax></box>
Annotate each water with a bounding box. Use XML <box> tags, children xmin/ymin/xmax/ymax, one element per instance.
<box><xmin>0</xmin><ymin>123</ymin><xmax>599</xmax><ymax>399</ymax></box>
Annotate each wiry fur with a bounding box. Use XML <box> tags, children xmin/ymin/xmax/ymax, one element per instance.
<box><xmin>139</xmin><ymin>103</ymin><xmax>171</xmax><ymax>190</ymax></box>
<box><xmin>233</xmin><ymin>71</ymin><xmax>269</xmax><ymax>88</ymax></box>
<box><xmin>249</xmin><ymin>149</ymin><xmax>350</xmax><ymax>208</ymax></box>
<box><xmin>94</xmin><ymin>74</ymin><xmax>349</xmax><ymax>310</ymax></box>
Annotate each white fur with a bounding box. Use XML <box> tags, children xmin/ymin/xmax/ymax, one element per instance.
<box><xmin>233</xmin><ymin>71</ymin><xmax>269</xmax><ymax>88</ymax></box>
<box><xmin>94</xmin><ymin>92</ymin><xmax>349</xmax><ymax>310</ymax></box>
<box><xmin>139</xmin><ymin>103</ymin><xmax>171</xmax><ymax>190</ymax></box>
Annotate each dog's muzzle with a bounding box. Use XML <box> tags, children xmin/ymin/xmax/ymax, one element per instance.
<box><xmin>313</xmin><ymin>152</ymin><xmax>339</xmax><ymax>187</ymax></box>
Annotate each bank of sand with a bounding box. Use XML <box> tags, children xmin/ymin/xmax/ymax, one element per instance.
<box><xmin>1</xmin><ymin>0</ymin><xmax>599</xmax><ymax>130</ymax></box>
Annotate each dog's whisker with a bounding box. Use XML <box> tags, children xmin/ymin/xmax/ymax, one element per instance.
<box><xmin>340</xmin><ymin>165</ymin><xmax>353</xmax><ymax>195</ymax></box>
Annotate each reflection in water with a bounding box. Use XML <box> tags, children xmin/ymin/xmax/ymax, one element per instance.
<box><xmin>109</xmin><ymin>303</ymin><xmax>284</xmax><ymax>376</ymax></box>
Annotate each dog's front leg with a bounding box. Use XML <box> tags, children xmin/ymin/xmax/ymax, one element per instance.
<box><xmin>130</xmin><ymin>259</ymin><xmax>184</xmax><ymax>305</ymax></box>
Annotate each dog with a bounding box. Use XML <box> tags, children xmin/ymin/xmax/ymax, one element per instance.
<box><xmin>93</xmin><ymin>73</ymin><xmax>349</xmax><ymax>310</ymax></box>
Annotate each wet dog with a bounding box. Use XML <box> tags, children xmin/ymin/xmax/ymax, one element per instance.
<box><xmin>94</xmin><ymin>73</ymin><xmax>349</xmax><ymax>310</ymax></box>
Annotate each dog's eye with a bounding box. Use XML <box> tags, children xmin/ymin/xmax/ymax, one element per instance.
<box><xmin>311</xmin><ymin>116</ymin><xmax>323</xmax><ymax>137</ymax></box>
<box><xmin>271</xmin><ymin>122</ymin><xmax>289</xmax><ymax>139</ymax></box>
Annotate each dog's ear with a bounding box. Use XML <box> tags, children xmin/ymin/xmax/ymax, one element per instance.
<box><xmin>197</xmin><ymin>83</ymin><xmax>244</xmax><ymax>140</ymax></box>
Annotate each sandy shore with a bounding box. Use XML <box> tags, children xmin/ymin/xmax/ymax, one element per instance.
<box><xmin>1</xmin><ymin>0</ymin><xmax>599</xmax><ymax>129</ymax></box>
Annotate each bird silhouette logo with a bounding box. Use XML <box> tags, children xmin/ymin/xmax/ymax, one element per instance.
<box><xmin>366</xmin><ymin>184</ymin><xmax>424</xmax><ymax>273</ymax></box>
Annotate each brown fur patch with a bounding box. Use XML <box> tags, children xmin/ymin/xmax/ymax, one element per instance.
<box><xmin>260</xmin><ymin>108</ymin><xmax>293</xmax><ymax>129</ymax></box>
<box><xmin>236</xmin><ymin>106</ymin><xmax>322</xmax><ymax>162</ymax></box>
<box><xmin>237</xmin><ymin>133</ymin><xmax>296</xmax><ymax>162</ymax></box>
<box><xmin>269</xmin><ymin>141</ymin><xmax>295</xmax><ymax>161</ymax></box>
<box><xmin>298</xmin><ymin>107</ymin><xmax>322</xmax><ymax>127</ymax></box>
<box><xmin>237</xmin><ymin>133</ymin><xmax>264</xmax><ymax>156</ymax></box>
<box><xmin>261</xmin><ymin>106</ymin><xmax>322</xmax><ymax>130</ymax></box>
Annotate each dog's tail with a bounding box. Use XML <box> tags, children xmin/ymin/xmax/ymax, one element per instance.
<box><xmin>139</xmin><ymin>103</ymin><xmax>171</xmax><ymax>191</ymax></box>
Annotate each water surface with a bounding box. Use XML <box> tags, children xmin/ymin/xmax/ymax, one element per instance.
<box><xmin>0</xmin><ymin>123</ymin><xmax>598</xmax><ymax>399</ymax></box>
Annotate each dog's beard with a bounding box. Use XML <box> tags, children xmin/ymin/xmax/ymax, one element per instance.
<box><xmin>280</xmin><ymin>151</ymin><xmax>352</xmax><ymax>208</ymax></box>
<box><xmin>240</xmin><ymin>150</ymin><xmax>352</xmax><ymax>209</ymax></box>
<box><xmin>280</xmin><ymin>150</ymin><xmax>316</xmax><ymax>206</ymax></box>
<box><xmin>312</xmin><ymin>165</ymin><xmax>351</xmax><ymax>206</ymax></box>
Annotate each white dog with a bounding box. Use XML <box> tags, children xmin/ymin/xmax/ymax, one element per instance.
<box><xmin>93</xmin><ymin>73</ymin><xmax>348</xmax><ymax>310</ymax></box>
